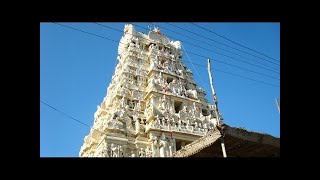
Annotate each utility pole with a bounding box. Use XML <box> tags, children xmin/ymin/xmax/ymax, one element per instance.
<box><xmin>275</xmin><ymin>98</ymin><xmax>280</xmax><ymax>114</ymax></box>
<box><xmin>207</xmin><ymin>59</ymin><xmax>227</xmax><ymax>158</ymax></box>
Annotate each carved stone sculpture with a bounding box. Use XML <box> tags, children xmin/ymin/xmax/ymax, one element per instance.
<box><xmin>130</xmin><ymin>150</ymin><xmax>136</xmax><ymax>157</ymax></box>
<box><xmin>111</xmin><ymin>143</ymin><xmax>118</xmax><ymax>157</ymax></box>
<box><xmin>79</xmin><ymin>24</ymin><xmax>217</xmax><ymax>158</ymax></box>
<box><xmin>159</xmin><ymin>133</ymin><xmax>167</xmax><ymax>157</ymax></box>
<box><xmin>135</xmin><ymin>100</ymin><xmax>141</xmax><ymax>111</ymax></box>
<box><xmin>145</xmin><ymin>146</ymin><xmax>152</xmax><ymax>157</ymax></box>
<box><xmin>138</xmin><ymin>148</ymin><xmax>145</xmax><ymax>157</ymax></box>
<box><xmin>120</xmin><ymin>96</ymin><xmax>126</xmax><ymax>108</ymax></box>
<box><xmin>134</xmin><ymin>115</ymin><xmax>140</xmax><ymax>133</ymax></box>
<box><xmin>186</xmin><ymin>89</ymin><xmax>198</xmax><ymax>99</ymax></box>
<box><xmin>102</xmin><ymin>143</ymin><xmax>110</xmax><ymax>157</ymax></box>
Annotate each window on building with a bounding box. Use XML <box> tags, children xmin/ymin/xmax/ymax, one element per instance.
<box><xmin>167</xmin><ymin>77</ymin><xmax>173</xmax><ymax>84</ymax></box>
<box><xmin>129</xmin><ymin>116</ymin><xmax>135</xmax><ymax>130</ymax></box>
<box><xmin>134</xmin><ymin>76</ymin><xmax>138</xmax><ymax>84</ymax></box>
<box><xmin>175</xmin><ymin>140</ymin><xmax>189</xmax><ymax>151</ymax></box>
<box><xmin>174</xmin><ymin>101</ymin><xmax>183</xmax><ymax>113</ymax></box>
<box><xmin>144</xmin><ymin>45</ymin><xmax>148</xmax><ymax>51</ymax></box>
<box><xmin>176</xmin><ymin>141</ymin><xmax>182</xmax><ymax>151</ymax></box>
<box><xmin>128</xmin><ymin>100</ymin><xmax>136</xmax><ymax>109</ymax></box>
<box><xmin>202</xmin><ymin>109</ymin><xmax>209</xmax><ymax>116</ymax></box>
<box><xmin>160</xmin><ymin>59</ymin><xmax>165</xmax><ymax>65</ymax></box>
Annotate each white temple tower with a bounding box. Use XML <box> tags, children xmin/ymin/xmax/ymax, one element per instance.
<box><xmin>79</xmin><ymin>24</ymin><xmax>218</xmax><ymax>157</ymax></box>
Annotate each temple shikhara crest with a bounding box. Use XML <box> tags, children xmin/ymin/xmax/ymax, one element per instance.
<box><xmin>79</xmin><ymin>24</ymin><xmax>220</xmax><ymax>157</ymax></box>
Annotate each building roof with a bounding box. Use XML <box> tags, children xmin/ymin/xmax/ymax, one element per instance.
<box><xmin>173</xmin><ymin>125</ymin><xmax>280</xmax><ymax>157</ymax></box>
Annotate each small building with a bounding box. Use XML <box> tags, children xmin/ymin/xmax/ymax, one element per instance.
<box><xmin>173</xmin><ymin>124</ymin><xmax>280</xmax><ymax>157</ymax></box>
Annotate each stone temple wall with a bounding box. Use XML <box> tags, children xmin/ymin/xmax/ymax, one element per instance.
<box><xmin>79</xmin><ymin>24</ymin><xmax>219</xmax><ymax>157</ymax></box>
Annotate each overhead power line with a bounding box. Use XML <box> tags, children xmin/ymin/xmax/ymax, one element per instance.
<box><xmin>94</xmin><ymin>23</ymin><xmax>279</xmax><ymax>80</ymax></box>
<box><xmin>52</xmin><ymin>22</ymin><xmax>279</xmax><ymax>86</ymax></box>
<box><xmin>182</xmin><ymin>60</ymin><xmax>279</xmax><ymax>88</ymax></box>
<box><xmin>41</xmin><ymin>100</ymin><xmax>90</xmax><ymax>128</ymax></box>
<box><xmin>182</xmin><ymin>50</ymin><xmax>279</xmax><ymax>80</ymax></box>
<box><xmin>182</xmin><ymin>44</ymin><xmax>211</xmax><ymax>94</ymax></box>
<box><xmin>53</xmin><ymin>23</ymin><xmax>119</xmax><ymax>44</ymax></box>
<box><xmin>132</xmin><ymin>23</ymin><xmax>279</xmax><ymax>71</ymax></box>
<box><xmin>191</xmin><ymin>23</ymin><xmax>280</xmax><ymax>62</ymax></box>
<box><xmin>130</xmin><ymin>23</ymin><xmax>279</xmax><ymax>74</ymax></box>
<box><xmin>168</xmin><ymin>23</ymin><xmax>280</xmax><ymax>66</ymax></box>
<box><xmin>40</xmin><ymin>99</ymin><xmax>110</xmax><ymax>147</ymax></box>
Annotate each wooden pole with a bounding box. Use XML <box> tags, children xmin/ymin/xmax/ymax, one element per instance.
<box><xmin>221</xmin><ymin>138</ymin><xmax>227</xmax><ymax>158</ymax></box>
<box><xmin>275</xmin><ymin>98</ymin><xmax>280</xmax><ymax>114</ymax></box>
<box><xmin>207</xmin><ymin>59</ymin><xmax>227</xmax><ymax>158</ymax></box>
<box><xmin>207</xmin><ymin>59</ymin><xmax>220</xmax><ymax>126</ymax></box>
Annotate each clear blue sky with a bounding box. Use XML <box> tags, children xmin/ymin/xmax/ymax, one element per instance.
<box><xmin>40</xmin><ymin>22</ymin><xmax>280</xmax><ymax>157</ymax></box>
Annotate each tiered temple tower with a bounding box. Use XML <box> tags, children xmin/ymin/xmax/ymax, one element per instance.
<box><xmin>79</xmin><ymin>24</ymin><xmax>219</xmax><ymax>157</ymax></box>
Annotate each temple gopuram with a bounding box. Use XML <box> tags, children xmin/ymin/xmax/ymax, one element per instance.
<box><xmin>79</xmin><ymin>24</ymin><xmax>280</xmax><ymax>157</ymax></box>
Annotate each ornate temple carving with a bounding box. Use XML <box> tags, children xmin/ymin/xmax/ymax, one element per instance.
<box><xmin>79</xmin><ymin>24</ymin><xmax>218</xmax><ymax>157</ymax></box>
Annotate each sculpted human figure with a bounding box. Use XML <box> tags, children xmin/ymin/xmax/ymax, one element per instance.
<box><xmin>159</xmin><ymin>133</ymin><xmax>167</xmax><ymax>157</ymax></box>
<box><xmin>151</xmin><ymin>137</ymin><xmax>159</xmax><ymax>157</ymax></box>
<box><xmin>182</xmin><ymin>105</ymin><xmax>187</xmax><ymax>113</ymax></box>
<box><xmin>194</xmin><ymin>122</ymin><xmax>198</xmax><ymax>130</ymax></box>
<box><xmin>120</xmin><ymin>96</ymin><xmax>126</xmax><ymax>108</ymax></box>
<box><xmin>149</xmin><ymin>43</ymin><xmax>155</xmax><ymax>50</ymax></box>
<box><xmin>210</xmin><ymin>117</ymin><xmax>218</xmax><ymax>129</ymax></box>
<box><xmin>168</xmin><ymin>138</ymin><xmax>175</xmax><ymax>157</ymax></box>
<box><xmin>130</xmin><ymin>150</ymin><xmax>136</xmax><ymax>157</ymax></box>
<box><xmin>163</xmin><ymin>60</ymin><xmax>170</xmax><ymax>72</ymax></box>
<box><xmin>139</xmin><ymin>148</ymin><xmax>145</xmax><ymax>157</ymax></box>
<box><xmin>162</xmin><ymin>82</ymin><xmax>171</xmax><ymax>93</ymax></box>
<box><xmin>103</xmin><ymin>143</ymin><xmax>110</xmax><ymax>157</ymax></box>
<box><xmin>119</xmin><ymin>145</ymin><xmax>124</xmax><ymax>157</ymax></box>
<box><xmin>145</xmin><ymin>146</ymin><xmax>152</xmax><ymax>157</ymax></box>
<box><xmin>151</xmin><ymin>57</ymin><xmax>159</xmax><ymax>70</ymax></box>
<box><xmin>186</xmin><ymin>120</ymin><xmax>190</xmax><ymax>128</ymax></box>
<box><xmin>180</xmin><ymin>86</ymin><xmax>187</xmax><ymax>97</ymax></box>
<box><xmin>157</xmin><ymin>58</ymin><xmax>164</xmax><ymax>70</ymax></box>
<box><xmin>177</xmin><ymin>120</ymin><xmax>182</xmax><ymax>130</ymax></box>
<box><xmin>126</xmin><ymin>116</ymin><xmax>133</xmax><ymax>130</ymax></box>
<box><xmin>134</xmin><ymin>115</ymin><xmax>140</xmax><ymax>133</ymax></box>
<box><xmin>200</xmin><ymin>113</ymin><xmax>204</xmax><ymax>121</ymax></box>
<box><xmin>175</xmin><ymin>63</ymin><xmax>183</xmax><ymax>76</ymax></box>
<box><xmin>170</xmin><ymin>79</ymin><xmax>180</xmax><ymax>95</ymax></box>
<box><xmin>160</xmin><ymin>95</ymin><xmax>166</xmax><ymax>110</ymax></box>
<box><xmin>136</xmin><ymin>100</ymin><xmax>141</xmax><ymax>111</ymax></box>
<box><xmin>154</xmin><ymin>115</ymin><xmax>161</xmax><ymax>128</ymax></box>
<box><xmin>153</xmin><ymin>73</ymin><xmax>160</xmax><ymax>86</ymax></box>
<box><xmin>119</xmin><ymin>107</ymin><xmax>127</xmax><ymax>119</ymax></box>
<box><xmin>111</xmin><ymin>143</ymin><xmax>118</xmax><ymax>157</ymax></box>
<box><xmin>169</xmin><ymin>103</ymin><xmax>174</xmax><ymax>114</ymax></box>
<box><xmin>193</xmin><ymin>102</ymin><xmax>198</xmax><ymax>112</ymax></box>
<box><xmin>203</xmin><ymin>122</ymin><xmax>208</xmax><ymax>131</ymax></box>
<box><xmin>198</xmin><ymin>122</ymin><xmax>203</xmax><ymax>129</ymax></box>
<box><xmin>161</xmin><ymin>117</ymin><xmax>166</xmax><ymax>127</ymax></box>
